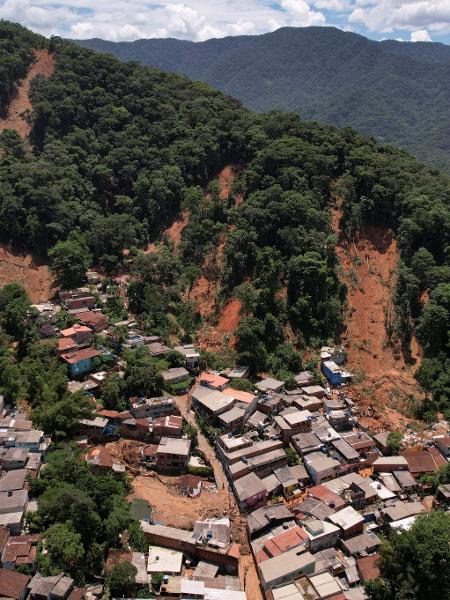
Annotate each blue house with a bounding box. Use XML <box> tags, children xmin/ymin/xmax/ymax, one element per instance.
<box><xmin>322</xmin><ymin>360</ymin><xmax>352</xmax><ymax>386</ymax></box>
<box><xmin>61</xmin><ymin>347</ymin><xmax>101</xmax><ymax>377</ymax></box>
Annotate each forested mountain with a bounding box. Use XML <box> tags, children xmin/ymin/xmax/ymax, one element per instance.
<box><xmin>0</xmin><ymin>20</ymin><xmax>449</xmax><ymax>416</ymax></box>
<box><xmin>76</xmin><ymin>26</ymin><xmax>450</xmax><ymax>172</ymax></box>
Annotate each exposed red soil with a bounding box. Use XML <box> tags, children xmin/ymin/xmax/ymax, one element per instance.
<box><xmin>0</xmin><ymin>244</ymin><xmax>54</xmax><ymax>303</ymax></box>
<box><xmin>145</xmin><ymin>210</ymin><xmax>189</xmax><ymax>253</ymax></box>
<box><xmin>0</xmin><ymin>49</ymin><xmax>54</xmax><ymax>139</ymax></box>
<box><xmin>332</xmin><ymin>203</ymin><xmax>423</xmax><ymax>430</ymax></box>
<box><xmin>216</xmin><ymin>298</ymin><xmax>242</xmax><ymax>335</ymax></box>
<box><xmin>218</xmin><ymin>164</ymin><xmax>239</xmax><ymax>199</ymax></box>
<box><xmin>163</xmin><ymin>210</ymin><xmax>189</xmax><ymax>246</ymax></box>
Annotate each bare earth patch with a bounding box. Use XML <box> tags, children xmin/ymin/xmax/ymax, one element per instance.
<box><xmin>332</xmin><ymin>203</ymin><xmax>423</xmax><ymax>430</ymax></box>
<box><xmin>0</xmin><ymin>49</ymin><xmax>54</xmax><ymax>139</ymax></box>
<box><xmin>0</xmin><ymin>244</ymin><xmax>54</xmax><ymax>303</ymax></box>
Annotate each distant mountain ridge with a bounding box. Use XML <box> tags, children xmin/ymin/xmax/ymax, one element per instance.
<box><xmin>75</xmin><ymin>26</ymin><xmax>450</xmax><ymax>171</ymax></box>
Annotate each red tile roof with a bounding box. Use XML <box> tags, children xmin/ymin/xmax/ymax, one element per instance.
<box><xmin>357</xmin><ymin>554</ymin><xmax>380</xmax><ymax>581</ymax></box>
<box><xmin>60</xmin><ymin>324</ymin><xmax>92</xmax><ymax>337</ymax></box>
<box><xmin>263</xmin><ymin>525</ymin><xmax>307</xmax><ymax>558</ymax></box>
<box><xmin>307</xmin><ymin>484</ymin><xmax>346</xmax><ymax>509</ymax></box>
<box><xmin>0</xmin><ymin>568</ymin><xmax>30</xmax><ymax>599</ymax></box>
<box><xmin>199</xmin><ymin>372</ymin><xmax>229</xmax><ymax>388</ymax></box>
<box><xmin>61</xmin><ymin>347</ymin><xmax>101</xmax><ymax>364</ymax></box>
<box><xmin>58</xmin><ymin>337</ymin><xmax>77</xmax><ymax>351</ymax></box>
<box><xmin>401</xmin><ymin>449</ymin><xmax>441</xmax><ymax>474</ymax></box>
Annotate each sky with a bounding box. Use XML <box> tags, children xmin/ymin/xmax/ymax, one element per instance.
<box><xmin>1</xmin><ymin>0</ymin><xmax>450</xmax><ymax>44</ymax></box>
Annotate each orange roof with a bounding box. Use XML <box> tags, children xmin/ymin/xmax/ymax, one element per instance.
<box><xmin>357</xmin><ymin>554</ymin><xmax>380</xmax><ymax>581</ymax></box>
<box><xmin>263</xmin><ymin>525</ymin><xmax>307</xmax><ymax>558</ymax></box>
<box><xmin>227</xmin><ymin>543</ymin><xmax>240</xmax><ymax>559</ymax></box>
<box><xmin>200</xmin><ymin>372</ymin><xmax>229</xmax><ymax>388</ymax></box>
<box><xmin>58</xmin><ymin>337</ymin><xmax>77</xmax><ymax>350</ymax></box>
<box><xmin>60</xmin><ymin>324</ymin><xmax>92</xmax><ymax>337</ymax></box>
<box><xmin>61</xmin><ymin>347</ymin><xmax>101</xmax><ymax>364</ymax></box>
<box><xmin>223</xmin><ymin>388</ymin><xmax>256</xmax><ymax>403</ymax></box>
<box><xmin>307</xmin><ymin>484</ymin><xmax>346</xmax><ymax>509</ymax></box>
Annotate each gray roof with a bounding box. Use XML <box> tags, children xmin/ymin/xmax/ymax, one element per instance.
<box><xmin>233</xmin><ymin>472</ymin><xmax>266</xmax><ymax>502</ymax></box>
<box><xmin>259</xmin><ymin>549</ymin><xmax>315</xmax><ymax>587</ymax></box>
<box><xmin>0</xmin><ymin>470</ymin><xmax>27</xmax><ymax>493</ymax></box>
<box><xmin>247</xmin><ymin>504</ymin><xmax>294</xmax><ymax>535</ymax></box>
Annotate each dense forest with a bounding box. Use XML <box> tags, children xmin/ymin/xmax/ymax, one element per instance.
<box><xmin>77</xmin><ymin>26</ymin><xmax>450</xmax><ymax>172</ymax></box>
<box><xmin>0</xmin><ymin>20</ymin><xmax>449</xmax><ymax>413</ymax></box>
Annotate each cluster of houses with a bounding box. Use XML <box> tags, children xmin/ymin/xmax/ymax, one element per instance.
<box><xmin>29</xmin><ymin>282</ymin><xmax>450</xmax><ymax>600</ymax></box>
<box><xmin>109</xmin><ymin>514</ymin><xmax>247</xmax><ymax>598</ymax></box>
<box><xmin>184</xmin><ymin>370</ymin><xmax>449</xmax><ymax>600</ymax></box>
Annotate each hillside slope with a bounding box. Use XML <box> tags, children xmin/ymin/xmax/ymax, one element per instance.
<box><xmin>76</xmin><ymin>26</ymin><xmax>450</xmax><ymax>171</ymax></box>
<box><xmin>0</xmin><ymin>21</ymin><xmax>449</xmax><ymax>417</ymax></box>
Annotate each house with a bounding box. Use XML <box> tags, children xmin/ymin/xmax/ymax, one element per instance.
<box><xmin>0</xmin><ymin>568</ymin><xmax>30</xmax><ymax>600</ymax></box>
<box><xmin>160</xmin><ymin>367</ymin><xmax>190</xmax><ymax>386</ymax></box>
<box><xmin>60</xmin><ymin>347</ymin><xmax>101</xmax><ymax>377</ymax></box>
<box><xmin>27</xmin><ymin>572</ymin><xmax>75</xmax><ymax>600</ymax></box>
<box><xmin>301</xmin><ymin>385</ymin><xmax>326</xmax><ymax>399</ymax></box>
<box><xmin>15</xmin><ymin>431</ymin><xmax>43</xmax><ymax>453</ymax></box>
<box><xmin>76</xmin><ymin>310</ymin><xmax>109</xmax><ymax>332</ymax></box>
<box><xmin>372</xmin><ymin>456</ymin><xmax>409</xmax><ymax>473</ymax></box>
<box><xmin>147</xmin><ymin>545</ymin><xmax>183</xmax><ymax>575</ymax></box>
<box><xmin>129</xmin><ymin>396</ymin><xmax>176</xmax><ymax>419</ymax></box>
<box><xmin>294</xmin><ymin>372</ymin><xmax>313</xmax><ymax>387</ymax></box>
<box><xmin>372</xmin><ymin>432</ymin><xmax>390</xmax><ymax>454</ymax></box>
<box><xmin>0</xmin><ymin>490</ymin><xmax>28</xmax><ymax>534</ymax></box>
<box><xmin>301</xmin><ymin>518</ymin><xmax>340</xmax><ymax>553</ymax></box>
<box><xmin>437</xmin><ymin>483</ymin><xmax>450</xmax><ymax>505</ymax></box>
<box><xmin>293</xmin><ymin>498</ymin><xmax>336</xmax><ymax>521</ymax></box>
<box><xmin>258</xmin><ymin>548</ymin><xmax>315</xmax><ymax>590</ymax></box>
<box><xmin>0</xmin><ymin>470</ymin><xmax>27</xmax><ymax>494</ymax></box>
<box><xmin>173</xmin><ymin>344</ymin><xmax>200</xmax><ymax>369</ymax></box>
<box><xmin>292</xmin><ymin>432</ymin><xmax>323</xmax><ymax>456</ymax></box>
<box><xmin>1</xmin><ymin>534</ymin><xmax>39</xmax><ymax>570</ymax></box>
<box><xmin>150</xmin><ymin>415</ymin><xmax>183</xmax><ymax>442</ymax></box>
<box><xmin>57</xmin><ymin>337</ymin><xmax>78</xmax><ymax>356</ymax></box>
<box><xmin>226</xmin><ymin>366</ymin><xmax>250</xmax><ymax>380</ymax></box>
<box><xmin>255</xmin><ymin>378</ymin><xmax>285</xmax><ymax>394</ymax></box>
<box><xmin>342</xmin><ymin>431</ymin><xmax>376</xmax><ymax>454</ymax></box>
<box><xmin>233</xmin><ymin>472</ymin><xmax>267</xmax><ymax>510</ymax></box>
<box><xmin>356</xmin><ymin>554</ymin><xmax>380</xmax><ymax>582</ymax></box>
<box><xmin>191</xmin><ymin>386</ymin><xmax>235</xmax><ymax>420</ymax></box>
<box><xmin>400</xmin><ymin>449</ymin><xmax>444</xmax><ymax>475</ymax></box>
<box><xmin>199</xmin><ymin>372</ymin><xmax>229</xmax><ymax>391</ymax></box>
<box><xmin>322</xmin><ymin>360</ymin><xmax>352</xmax><ymax>385</ymax></box>
<box><xmin>156</xmin><ymin>437</ymin><xmax>191</xmax><ymax>473</ymax></box>
<box><xmin>247</xmin><ymin>504</ymin><xmax>294</xmax><ymax>539</ymax></box>
<box><xmin>217</xmin><ymin>407</ymin><xmax>246</xmax><ymax>433</ymax></box>
<box><xmin>381</xmin><ymin>501</ymin><xmax>425</xmax><ymax>523</ymax></box>
<box><xmin>434</xmin><ymin>436</ymin><xmax>450</xmax><ymax>458</ymax></box>
<box><xmin>2</xmin><ymin>449</ymin><xmax>28</xmax><ymax>471</ymax></box>
<box><xmin>304</xmin><ymin>452</ymin><xmax>340</xmax><ymax>485</ymax></box>
<box><xmin>341</xmin><ymin>532</ymin><xmax>381</xmax><ymax>558</ymax></box>
<box><xmin>147</xmin><ymin>341</ymin><xmax>171</xmax><ymax>357</ymax></box>
<box><xmin>274</xmin><ymin>465</ymin><xmax>300</xmax><ymax>498</ymax></box>
<box><xmin>258</xmin><ymin>525</ymin><xmax>308</xmax><ymax>562</ymax></box>
<box><xmin>222</xmin><ymin>388</ymin><xmax>258</xmax><ymax>415</ymax></box>
<box><xmin>274</xmin><ymin>410</ymin><xmax>312</xmax><ymax>443</ymax></box>
<box><xmin>328</xmin><ymin>506</ymin><xmax>364</xmax><ymax>539</ymax></box>
<box><xmin>60</xmin><ymin>324</ymin><xmax>93</xmax><ymax>345</ymax></box>
<box><xmin>65</xmin><ymin>296</ymin><xmax>96</xmax><ymax>311</ymax></box>
<box><xmin>307</xmin><ymin>484</ymin><xmax>346</xmax><ymax>510</ymax></box>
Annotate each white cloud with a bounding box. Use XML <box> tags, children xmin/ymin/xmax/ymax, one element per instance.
<box><xmin>410</xmin><ymin>28</ymin><xmax>431</xmax><ymax>41</ymax></box>
<box><xmin>280</xmin><ymin>0</ymin><xmax>326</xmax><ymax>25</ymax></box>
<box><xmin>350</xmin><ymin>1</ymin><xmax>450</xmax><ymax>34</ymax></box>
<box><xmin>0</xmin><ymin>0</ymin><xmax>449</xmax><ymax>42</ymax></box>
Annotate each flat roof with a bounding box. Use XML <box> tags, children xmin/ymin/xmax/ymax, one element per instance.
<box><xmin>192</xmin><ymin>386</ymin><xmax>234</xmax><ymax>414</ymax></box>
<box><xmin>147</xmin><ymin>545</ymin><xmax>182</xmax><ymax>574</ymax></box>
<box><xmin>256</xmin><ymin>377</ymin><xmax>285</xmax><ymax>392</ymax></box>
<box><xmin>157</xmin><ymin>437</ymin><xmax>191</xmax><ymax>456</ymax></box>
<box><xmin>329</xmin><ymin>506</ymin><xmax>364</xmax><ymax>530</ymax></box>
<box><xmin>259</xmin><ymin>549</ymin><xmax>314</xmax><ymax>586</ymax></box>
